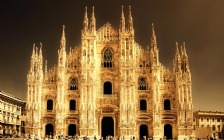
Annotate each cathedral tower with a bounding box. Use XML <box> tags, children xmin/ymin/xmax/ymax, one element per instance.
<box><xmin>55</xmin><ymin>25</ymin><xmax>67</xmax><ymax>135</ymax></box>
<box><xmin>174</xmin><ymin>42</ymin><xmax>193</xmax><ymax>139</ymax></box>
<box><xmin>26</xmin><ymin>43</ymin><xmax>43</xmax><ymax>137</ymax></box>
<box><xmin>118</xmin><ymin>6</ymin><xmax>137</xmax><ymax>137</ymax></box>
<box><xmin>79</xmin><ymin>6</ymin><xmax>98</xmax><ymax>137</ymax></box>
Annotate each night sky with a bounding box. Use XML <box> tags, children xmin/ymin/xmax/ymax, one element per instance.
<box><xmin>0</xmin><ymin>0</ymin><xmax>224</xmax><ymax>111</ymax></box>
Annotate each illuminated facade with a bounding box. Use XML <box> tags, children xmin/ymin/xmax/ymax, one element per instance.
<box><xmin>0</xmin><ymin>91</ymin><xmax>25</xmax><ymax>137</ymax></box>
<box><xmin>25</xmin><ymin>6</ymin><xmax>194</xmax><ymax>139</ymax></box>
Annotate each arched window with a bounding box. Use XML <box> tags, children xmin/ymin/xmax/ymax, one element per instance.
<box><xmin>69</xmin><ymin>78</ymin><xmax>78</xmax><ymax>90</ymax></box>
<box><xmin>140</xmin><ymin>100</ymin><xmax>147</xmax><ymax>110</ymax></box>
<box><xmin>103</xmin><ymin>48</ymin><xmax>112</xmax><ymax>67</ymax></box>
<box><xmin>104</xmin><ymin>82</ymin><xmax>112</xmax><ymax>95</ymax></box>
<box><xmin>70</xmin><ymin>100</ymin><xmax>76</xmax><ymax>110</ymax></box>
<box><xmin>138</xmin><ymin>77</ymin><xmax>147</xmax><ymax>90</ymax></box>
<box><xmin>47</xmin><ymin>99</ymin><xmax>53</xmax><ymax>110</ymax></box>
<box><xmin>164</xmin><ymin>99</ymin><xmax>171</xmax><ymax>110</ymax></box>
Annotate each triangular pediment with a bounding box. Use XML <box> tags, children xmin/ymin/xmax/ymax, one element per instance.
<box><xmin>97</xmin><ymin>22</ymin><xmax>118</xmax><ymax>41</ymax></box>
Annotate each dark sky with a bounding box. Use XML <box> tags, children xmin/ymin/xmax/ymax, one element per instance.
<box><xmin>0</xmin><ymin>0</ymin><xmax>224</xmax><ymax>111</ymax></box>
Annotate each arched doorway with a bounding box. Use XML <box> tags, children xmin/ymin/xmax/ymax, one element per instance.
<box><xmin>140</xmin><ymin>124</ymin><xmax>148</xmax><ymax>140</ymax></box>
<box><xmin>101</xmin><ymin>117</ymin><xmax>114</xmax><ymax>139</ymax></box>
<box><xmin>45</xmin><ymin>124</ymin><xmax>54</xmax><ymax>137</ymax></box>
<box><xmin>68</xmin><ymin>124</ymin><xmax>76</xmax><ymax>136</ymax></box>
<box><xmin>164</xmin><ymin>124</ymin><xmax>172</xmax><ymax>139</ymax></box>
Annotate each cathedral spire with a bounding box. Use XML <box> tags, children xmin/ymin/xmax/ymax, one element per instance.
<box><xmin>150</xmin><ymin>23</ymin><xmax>159</xmax><ymax>65</ymax></box>
<box><xmin>90</xmin><ymin>6</ymin><xmax>96</xmax><ymax>32</ymax></box>
<box><xmin>128</xmin><ymin>5</ymin><xmax>134</xmax><ymax>34</ymax></box>
<box><xmin>39</xmin><ymin>42</ymin><xmax>42</xmax><ymax>59</ymax></box>
<box><xmin>151</xmin><ymin>23</ymin><xmax>157</xmax><ymax>49</ymax></box>
<box><xmin>45</xmin><ymin>60</ymin><xmax>47</xmax><ymax>76</ymax></box>
<box><xmin>35</xmin><ymin>46</ymin><xmax>38</xmax><ymax>58</ymax></box>
<box><xmin>32</xmin><ymin>43</ymin><xmax>35</xmax><ymax>59</ymax></box>
<box><xmin>173</xmin><ymin>42</ymin><xmax>181</xmax><ymax>72</ymax></box>
<box><xmin>60</xmin><ymin>25</ymin><xmax>66</xmax><ymax>50</ymax></box>
<box><xmin>83</xmin><ymin>6</ymin><xmax>89</xmax><ymax>31</ymax></box>
<box><xmin>119</xmin><ymin>5</ymin><xmax>125</xmax><ymax>32</ymax></box>
<box><xmin>175</xmin><ymin>42</ymin><xmax>180</xmax><ymax>60</ymax></box>
<box><xmin>58</xmin><ymin>25</ymin><xmax>67</xmax><ymax>67</ymax></box>
<box><xmin>39</xmin><ymin>43</ymin><xmax>43</xmax><ymax>69</ymax></box>
<box><xmin>30</xmin><ymin>43</ymin><xmax>36</xmax><ymax>72</ymax></box>
<box><xmin>180</xmin><ymin>42</ymin><xmax>190</xmax><ymax>73</ymax></box>
<box><xmin>183</xmin><ymin>42</ymin><xmax>188</xmax><ymax>59</ymax></box>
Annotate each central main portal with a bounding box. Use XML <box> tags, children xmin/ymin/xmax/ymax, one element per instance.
<box><xmin>101</xmin><ymin>117</ymin><xmax>114</xmax><ymax>139</ymax></box>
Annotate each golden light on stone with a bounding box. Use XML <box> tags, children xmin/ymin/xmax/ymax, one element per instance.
<box><xmin>25</xmin><ymin>6</ymin><xmax>194</xmax><ymax>140</ymax></box>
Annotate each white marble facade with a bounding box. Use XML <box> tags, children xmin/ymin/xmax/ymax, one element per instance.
<box><xmin>25</xmin><ymin>6</ymin><xmax>194</xmax><ymax>140</ymax></box>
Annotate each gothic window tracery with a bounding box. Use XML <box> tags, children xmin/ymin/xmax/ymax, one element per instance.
<box><xmin>103</xmin><ymin>48</ymin><xmax>112</xmax><ymax>67</ymax></box>
<box><xmin>138</xmin><ymin>77</ymin><xmax>147</xmax><ymax>90</ymax></box>
<box><xmin>69</xmin><ymin>78</ymin><xmax>78</xmax><ymax>90</ymax></box>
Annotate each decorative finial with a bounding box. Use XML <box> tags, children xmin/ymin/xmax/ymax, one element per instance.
<box><xmin>128</xmin><ymin>5</ymin><xmax>132</xmax><ymax>20</ymax></box>
<box><xmin>120</xmin><ymin>5</ymin><xmax>125</xmax><ymax>32</ymax></box>
<box><xmin>60</xmin><ymin>25</ymin><xmax>66</xmax><ymax>50</ymax></box>
<box><xmin>91</xmin><ymin>6</ymin><xmax>95</xmax><ymax>20</ymax></box>
<box><xmin>39</xmin><ymin>42</ymin><xmax>42</xmax><ymax>56</ymax></box>
<box><xmin>62</xmin><ymin>25</ymin><xmax>65</xmax><ymax>36</ymax></box>
<box><xmin>128</xmin><ymin>5</ymin><xmax>133</xmax><ymax>32</ymax></box>
<box><xmin>63</xmin><ymin>25</ymin><xmax>65</xmax><ymax>31</ymax></box>
<box><xmin>121</xmin><ymin>5</ymin><xmax>124</xmax><ymax>17</ymax></box>
<box><xmin>175</xmin><ymin>42</ymin><xmax>180</xmax><ymax>56</ymax></box>
<box><xmin>176</xmin><ymin>42</ymin><xmax>178</xmax><ymax>49</ymax></box>
<box><xmin>151</xmin><ymin>23</ymin><xmax>157</xmax><ymax>45</ymax></box>
<box><xmin>85</xmin><ymin>6</ymin><xmax>87</xmax><ymax>13</ymax></box>
<box><xmin>83</xmin><ymin>6</ymin><xmax>88</xmax><ymax>31</ymax></box>
<box><xmin>152</xmin><ymin>23</ymin><xmax>155</xmax><ymax>33</ymax></box>
<box><xmin>90</xmin><ymin>6</ymin><xmax>96</xmax><ymax>32</ymax></box>
<box><xmin>183</xmin><ymin>42</ymin><xmax>187</xmax><ymax>55</ymax></box>
<box><xmin>32</xmin><ymin>43</ymin><xmax>35</xmax><ymax>52</ymax></box>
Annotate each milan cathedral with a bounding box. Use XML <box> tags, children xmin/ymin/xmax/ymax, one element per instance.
<box><xmin>25</xmin><ymin>6</ymin><xmax>194</xmax><ymax>139</ymax></box>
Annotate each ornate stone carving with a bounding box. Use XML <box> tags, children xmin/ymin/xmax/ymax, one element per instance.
<box><xmin>25</xmin><ymin>7</ymin><xmax>194</xmax><ymax>139</ymax></box>
<box><xmin>102</xmin><ymin>107</ymin><xmax>113</xmax><ymax>113</ymax></box>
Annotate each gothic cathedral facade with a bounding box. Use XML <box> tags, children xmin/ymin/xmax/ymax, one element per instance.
<box><xmin>25</xmin><ymin>6</ymin><xmax>194</xmax><ymax>139</ymax></box>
